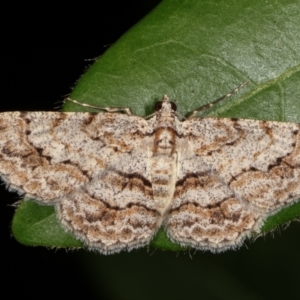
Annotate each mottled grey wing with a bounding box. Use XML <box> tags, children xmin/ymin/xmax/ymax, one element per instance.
<box><xmin>166</xmin><ymin>118</ymin><xmax>300</xmax><ymax>251</ymax></box>
<box><xmin>0</xmin><ymin>111</ymin><xmax>160</xmax><ymax>253</ymax></box>
<box><xmin>165</xmin><ymin>151</ymin><xmax>261</xmax><ymax>252</ymax></box>
<box><xmin>183</xmin><ymin>118</ymin><xmax>300</xmax><ymax>212</ymax></box>
<box><xmin>57</xmin><ymin>171</ymin><xmax>160</xmax><ymax>254</ymax></box>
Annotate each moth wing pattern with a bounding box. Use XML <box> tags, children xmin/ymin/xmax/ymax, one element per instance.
<box><xmin>165</xmin><ymin>117</ymin><xmax>300</xmax><ymax>251</ymax></box>
<box><xmin>0</xmin><ymin>111</ymin><xmax>161</xmax><ymax>253</ymax></box>
<box><xmin>165</xmin><ymin>153</ymin><xmax>261</xmax><ymax>251</ymax></box>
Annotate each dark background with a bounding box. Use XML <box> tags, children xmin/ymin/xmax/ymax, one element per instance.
<box><xmin>1</xmin><ymin>2</ymin><xmax>300</xmax><ymax>299</ymax></box>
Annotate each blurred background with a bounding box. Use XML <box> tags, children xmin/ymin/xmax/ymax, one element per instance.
<box><xmin>1</xmin><ymin>1</ymin><xmax>300</xmax><ymax>299</ymax></box>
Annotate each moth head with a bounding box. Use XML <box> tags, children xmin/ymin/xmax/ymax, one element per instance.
<box><xmin>155</xmin><ymin>95</ymin><xmax>177</xmax><ymax>112</ymax></box>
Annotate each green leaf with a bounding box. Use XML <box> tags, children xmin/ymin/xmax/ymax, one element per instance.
<box><xmin>12</xmin><ymin>201</ymin><xmax>81</xmax><ymax>247</ymax></box>
<box><xmin>12</xmin><ymin>0</ymin><xmax>300</xmax><ymax>251</ymax></box>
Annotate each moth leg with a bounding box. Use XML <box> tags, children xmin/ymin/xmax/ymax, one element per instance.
<box><xmin>65</xmin><ymin>98</ymin><xmax>133</xmax><ymax>115</ymax></box>
<box><xmin>186</xmin><ymin>80</ymin><xmax>249</xmax><ymax>119</ymax></box>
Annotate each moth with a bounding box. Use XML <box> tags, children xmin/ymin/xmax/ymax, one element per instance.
<box><xmin>1</xmin><ymin>84</ymin><xmax>300</xmax><ymax>254</ymax></box>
